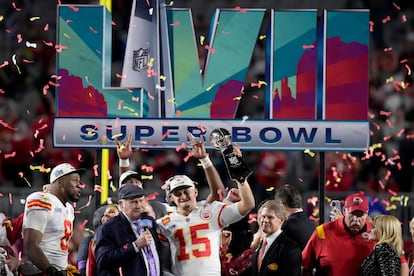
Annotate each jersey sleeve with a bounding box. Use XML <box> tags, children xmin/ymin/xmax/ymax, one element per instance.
<box><xmin>23</xmin><ymin>192</ymin><xmax>51</xmax><ymax>233</ymax></box>
<box><xmin>217</xmin><ymin>202</ymin><xmax>243</xmax><ymax>228</ymax></box>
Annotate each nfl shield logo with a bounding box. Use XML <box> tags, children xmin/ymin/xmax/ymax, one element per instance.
<box><xmin>133</xmin><ymin>48</ymin><xmax>149</xmax><ymax>72</ymax></box>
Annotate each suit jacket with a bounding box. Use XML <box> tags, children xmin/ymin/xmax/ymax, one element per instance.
<box><xmin>251</xmin><ymin>232</ymin><xmax>301</xmax><ymax>276</ymax></box>
<box><xmin>282</xmin><ymin>211</ymin><xmax>315</xmax><ymax>250</ymax></box>
<box><xmin>95</xmin><ymin>212</ymin><xmax>162</xmax><ymax>276</ymax></box>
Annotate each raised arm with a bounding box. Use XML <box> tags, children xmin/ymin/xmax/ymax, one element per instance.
<box><xmin>187</xmin><ymin>133</ymin><xmax>225</xmax><ymax>203</ymax></box>
<box><xmin>114</xmin><ymin>133</ymin><xmax>134</xmax><ymax>174</ymax></box>
<box><xmin>235</xmin><ymin>179</ymin><xmax>255</xmax><ymax>216</ymax></box>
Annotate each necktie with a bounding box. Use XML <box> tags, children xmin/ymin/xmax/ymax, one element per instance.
<box><xmin>134</xmin><ymin>222</ymin><xmax>158</xmax><ymax>276</ymax></box>
<box><xmin>257</xmin><ymin>239</ymin><xmax>267</xmax><ymax>271</ymax></box>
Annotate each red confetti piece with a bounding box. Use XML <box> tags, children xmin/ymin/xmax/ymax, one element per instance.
<box><xmin>0</xmin><ymin>89</ymin><xmax>5</xmax><ymax>94</ymax></box>
<box><xmin>145</xmin><ymin>192</ymin><xmax>159</xmax><ymax>201</ymax></box>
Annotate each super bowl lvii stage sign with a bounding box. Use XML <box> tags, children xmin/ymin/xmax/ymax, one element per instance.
<box><xmin>54</xmin><ymin>1</ymin><xmax>369</xmax><ymax>151</ymax></box>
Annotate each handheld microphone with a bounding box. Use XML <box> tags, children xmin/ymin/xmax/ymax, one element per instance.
<box><xmin>135</xmin><ymin>212</ymin><xmax>153</xmax><ymax>230</ymax></box>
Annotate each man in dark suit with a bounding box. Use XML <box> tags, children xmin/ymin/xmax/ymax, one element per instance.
<box><xmin>251</xmin><ymin>200</ymin><xmax>301</xmax><ymax>276</ymax></box>
<box><xmin>274</xmin><ymin>184</ymin><xmax>316</xmax><ymax>250</ymax></box>
<box><xmin>95</xmin><ymin>184</ymin><xmax>163</xmax><ymax>276</ymax></box>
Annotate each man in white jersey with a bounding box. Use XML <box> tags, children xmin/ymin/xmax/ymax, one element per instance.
<box><xmin>156</xmin><ymin>174</ymin><xmax>255</xmax><ymax>276</ymax></box>
<box><xmin>21</xmin><ymin>163</ymin><xmax>85</xmax><ymax>276</ymax></box>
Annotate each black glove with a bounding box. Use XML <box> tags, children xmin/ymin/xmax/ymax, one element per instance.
<box><xmin>46</xmin><ymin>266</ymin><xmax>67</xmax><ymax>276</ymax></box>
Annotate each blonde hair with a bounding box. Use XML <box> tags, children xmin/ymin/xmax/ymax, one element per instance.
<box><xmin>373</xmin><ymin>215</ymin><xmax>403</xmax><ymax>255</ymax></box>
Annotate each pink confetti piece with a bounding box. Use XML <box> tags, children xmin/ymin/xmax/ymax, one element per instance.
<box><xmin>94</xmin><ymin>185</ymin><xmax>103</xmax><ymax>192</ymax></box>
<box><xmin>0</xmin><ymin>120</ymin><xmax>17</xmax><ymax>131</ymax></box>
<box><xmin>4</xmin><ymin>152</ymin><xmax>16</xmax><ymax>159</ymax></box>
<box><xmin>183</xmin><ymin>152</ymin><xmax>192</xmax><ymax>162</ymax></box>
<box><xmin>42</xmin><ymin>84</ymin><xmax>49</xmax><ymax>95</ymax></box>
<box><xmin>205</xmin><ymin>45</ymin><xmax>215</xmax><ymax>54</ymax></box>
<box><xmin>234</xmin><ymin>6</ymin><xmax>247</xmax><ymax>13</ymax></box>
<box><xmin>382</xmin><ymin>16</ymin><xmax>391</xmax><ymax>24</ymax></box>
<box><xmin>77</xmin><ymin>195</ymin><xmax>92</xmax><ymax>211</ymax></box>
<box><xmin>0</xmin><ymin>61</ymin><xmax>9</xmax><ymax>68</ymax></box>
<box><xmin>12</xmin><ymin>2</ymin><xmax>21</xmax><ymax>11</ymax></box>
<box><xmin>88</xmin><ymin>26</ymin><xmax>98</xmax><ymax>34</ymax></box>
<box><xmin>44</xmin><ymin>24</ymin><xmax>49</xmax><ymax>31</ymax></box>
<box><xmin>147</xmin><ymin>91</ymin><xmax>155</xmax><ymax>100</ymax></box>
<box><xmin>402</xmin><ymin>14</ymin><xmax>407</xmax><ymax>23</ymax></box>
<box><xmin>369</xmin><ymin>21</ymin><xmax>374</xmax><ymax>32</ymax></box>
<box><xmin>68</xmin><ymin>4</ymin><xmax>79</xmax><ymax>12</ymax></box>
<box><xmin>217</xmin><ymin>189</ymin><xmax>224</xmax><ymax>201</ymax></box>
<box><xmin>43</xmin><ymin>40</ymin><xmax>54</xmax><ymax>47</ymax></box>
<box><xmin>117</xmin><ymin>100</ymin><xmax>124</xmax><ymax>110</ymax></box>
<box><xmin>116</xmin><ymin>73</ymin><xmax>127</xmax><ymax>80</ymax></box>
<box><xmin>132</xmin><ymin>96</ymin><xmax>139</xmax><ymax>102</ymax></box>
<box><xmin>392</xmin><ymin>2</ymin><xmax>401</xmax><ymax>10</ymax></box>
<box><xmin>17</xmin><ymin>34</ymin><xmax>22</xmax><ymax>43</ymax></box>
<box><xmin>0</xmin><ymin>89</ymin><xmax>5</xmax><ymax>94</ymax></box>
<box><xmin>8</xmin><ymin>193</ymin><xmax>12</xmax><ymax>205</ymax></box>
<box><xmin>405</xmin><ymin>64</ymin><xmax>411</xmax><ymax>75</ymax></box>
<box><xmin>302</xmin><ymin>45</ymin><xmax>315</xmax><ymax>49</ymax></box>
<box><xmin>160</xmin><ymin>130</ymin><xmax>171</xmax><ymax>140</ymax></box>
<box><xmin>169</xmin><ymin>21</ymin><xmax>180</xmax><ymax>26</ymax></box>
<box><xmin>93</xmin><ymin>164</ymin><xmax>99</xmax><ymax>177</ymax></box>
<box><xmin>175</xmin><ymin>142</ymin><xmax>186</xmax><ymax>152</ymax></box>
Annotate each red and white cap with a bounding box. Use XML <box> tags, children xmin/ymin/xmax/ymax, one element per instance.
<box><xmin>344</xmin><ymin>193</ymin><xmax>368</xmax><ymax>213</ymax></box>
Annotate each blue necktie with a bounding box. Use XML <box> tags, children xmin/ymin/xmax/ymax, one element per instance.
<box><xmin>134</xmin><ymin>221</ymin><xmax>157</xmax><ymax>276</ymax></box>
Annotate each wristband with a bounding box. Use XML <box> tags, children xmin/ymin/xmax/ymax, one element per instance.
<box><xmin>199</xmin><ymin>156</ymin><xmax>213</xmax><ymax>169</ymax></box>
<box><xmin>119</xmin><ymin>159</ymin><xmax>130</xmax><ymax>168</ymax></box>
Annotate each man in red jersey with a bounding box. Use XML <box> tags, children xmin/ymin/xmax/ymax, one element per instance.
<box><xmin>302</xmin><ymin>193</ymin><xmax>375</xmax><ymax>276</ymax></box>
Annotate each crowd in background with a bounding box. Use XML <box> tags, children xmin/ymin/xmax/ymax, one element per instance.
<box><xmin>2</xmin><ymin>0</ymin><xmax>414</xmax><ymax>271</ymax></box>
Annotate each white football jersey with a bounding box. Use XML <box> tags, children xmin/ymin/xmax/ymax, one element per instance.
<box><xmin>157</xmin><ymin>201</ymin><xmax>242</xmax><ymax>276</ymax></box>
<box><xmin>22</xmin><ymin>191</ymin><xmax>74</xmax><ymax>270</ymax></box>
